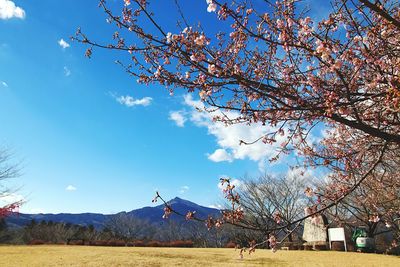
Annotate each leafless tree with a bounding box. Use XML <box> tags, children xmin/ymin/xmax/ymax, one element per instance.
<box><xmin>105</xmin><ymin>212</ymin><xmax>151</xmax><ymax>242</ymax></box>
<box><xmin>0</xmin><ymin>148</ymin><xmax>22</xmax><ymax>217</ymax></box>
<box><xmin>237</xmin><ymin>173</ymin><xmax>311</xmax><ymax>242</ymax></box>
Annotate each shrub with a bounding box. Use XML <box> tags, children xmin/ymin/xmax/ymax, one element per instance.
<box><xmin>133</xmin><ymin>240</ymin><xmax>145</xmax><ymax>247</ymax></box>
<box><xmin>170</xmin><ymin>240</ymin><xmax>194</xmax><ymax>248</ymax></box>
<box><xmin>146</xmin><ymin>240</ymin><xmax>162</xmax><ymax>247</ymax></box>
<box><xmin>91</xmin><ymin>240</ymin><xmax>107</xmax><ymax>246</ymax></box>
<box><xmin>69</xmin><ymin>240</ymin><xmax>84</xmax><ymax>245</ymax></box>
<box><xmin>114</xmin><ymin>240</ymin><xmax>126</xmax><ymax>247</ymax></box>
<box><xmin>106</xmin><ymin>240</ymin><xmax>116</xmax><ymax>246</ymax></box>
<box><xmin>29</xmin><ymin>239</ymin><xmax>46</xmax><ymax>245</ymax></box>
<box><xmin>225</xmin><ymin>241</ymin><xmax>236</xmax><ymax>248</ymax></box>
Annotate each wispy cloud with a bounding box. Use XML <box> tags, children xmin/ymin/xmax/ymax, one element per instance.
<box><xmin>63</xmin><ymin>66</ymin><xmax>71</xmax><ymax>77</ymax></box>
<box><xmin>1</xmin><ymin>81</ymin><xmax>8</xmax><ymax>87</ymax></box>
<box><xmin>208</xmin><ymin>204</ymin><xmax>222</xmax><ymax>210</ymax></box>
<box><xmin>65</xmin><ymin>185</ymin><xmax>77</xmax><ymax>191</ymax></box>
<box><xmin>112</xmin><ymin>93</ymin><xmax>153</xmax><ymax>107</ymax></box>
<box><xmin>179</xmin><ymin>185</ymin><xmax>190</xmax><ymax>194</ymax></box>
<box><xmin>0</xmin><ymin>193</ymin><xmax>24</xmax><ymax>206</ymax></box>
<box><xmin>169</xmin><ymin>111</ymin><xmax>186</xmax><ymax>127</ymax></box>
<box><xmin>58</xmin><ymin>38</ymin><xmax>70</xmax><ymax>49</ymax></box>
<box><xmin>0</xmin><ymin>0</ymin><xmax>25</xmax><ymax>20</ymax></box>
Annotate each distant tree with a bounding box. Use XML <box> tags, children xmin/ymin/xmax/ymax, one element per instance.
<box><xmin>0</xmin><ymin>218</ymin><xmax>22</xmax><ymax>244</ymax></box>
<box><xmin>155</xmin><ymin>220</ymin><xmax>184</xmax><ymax>242</ymax></box>
<box><xmin>237</xmin><ymin>174</ymin><xmax>310</xmax><ymax>242</ymax></box>
<box><xmin>27</xmin><ymin>219</ymin><xmax>37</xmax><ymax>228</ymax></box>
<box><xmin>184</xmin><ymin>221</ymin><xmax>212</xmax><ymax>247</ymax></box>
<box><xmin>176</xmin><ymin>220</ymin><xmax>229</xmax><ymax>247</ymax></box>
<box><xmin>21</xmin><ymin>221</ymin><xmax>102</xmax><ymax>245</ymax></box>
<box><xmin>0</xmin><ymin>218</ymin><xmax>8</xmax><ymax>242</ymax></box>
<box><xmin>52</xmin><ymin>223</ymin><xmax>77</xmax><ymax>244</ymax></box>
<box><xmin>0</xmin><ymin>148</ymin><xmax>21</xmax><ymax>217</ymax></box>
<box><xmin>0</xmin><ymin>218</ymin><xmax>6</xmax><ymax>231</ymax></box>
<box><xmin>88</xmin><ymin>224</ymin><xmax>95</xmax><ymax>232</ymax></box>
<box><xmin>105</xmin><ymin>213</ymin><xmax>151</xmax><ymax>242</ymax></box>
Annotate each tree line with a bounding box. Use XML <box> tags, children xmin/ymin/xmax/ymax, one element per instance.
<box><xmin>0</xmin><ymin>213</ymin><xmax>232</xmax><ymax>248</ymax></box>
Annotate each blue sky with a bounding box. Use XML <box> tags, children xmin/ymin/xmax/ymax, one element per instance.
<box><xmin>0</xmin><ymin>0</ymin><xmax>327</xmax><ymax>214</ymax></box>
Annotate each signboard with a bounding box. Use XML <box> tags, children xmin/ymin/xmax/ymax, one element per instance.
<box><xmin>328</xmin><ymin>227</ymin><xmax>347</xmax><ymax>251</ymax></box>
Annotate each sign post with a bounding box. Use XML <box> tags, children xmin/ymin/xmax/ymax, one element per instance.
<box><xmin>328</xmin><ymin>228</ymin><xmax>347</xmax><ymax>252</ymax></box>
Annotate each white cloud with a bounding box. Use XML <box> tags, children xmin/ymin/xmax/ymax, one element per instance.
<box><xmin>0</xmin><ymin>193</ymin><xmax>24</xmax><ymax>205</ymax></box>
<box><xmin>0</xmin><ymin>0</ymin><xmax>25</xmax><ymax>20</ymax></box>
<box><xmin>169</xmin><ymin>111</ymin><xmax>186</xmax><ymax>127</ymax></box>
<box><xmin>179</xmin><ymin>185</ymin><xmax>190</xmax><ymax>194</ymax></box>
<box><xmin>286</xmin><ymin>167</ymin><xmax>315</xmax><ymax>184</ymax></box>
<box><xmin>63</xmin><ymin>66</ymin><xmax>71</xmax><ymax>77</ymax></box>
<box><xmin>58</xmin><ymin>38</ymin><xmax>70</xmax><ymax>49</ymax></box>
<box><xmin>181</xmin><ymin>94</ymin><xmax>286</xmax><ymax>165</ymax></box>
<box><xmin>208</xmin><ymin>148</ymin><xmax>233</xmax><ymax>162</ymax></box>
<box><xmin>1</xmin><ymin>81</ymin><xmax>8</xmax><ymax>87</ymax></box>
<box><xmin>114</xmin><ymin>94</ymin><xmax>153</xmax><ymax>107</ymax></box>
<box><xmin>65</xmin><ymin>185</ymin><xmax>77</xmax><ymax>191</ymax></box>
<box><xmin>208</xmin><ymin>204</ymin><xmax>223</xmax><ymax>209</ymax></box>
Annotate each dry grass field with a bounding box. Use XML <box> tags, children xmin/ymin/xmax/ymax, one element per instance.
<box><xmin>0</xmin><ymin>245</ymin><xmax>399</xmax><ymax>267</ymax></box>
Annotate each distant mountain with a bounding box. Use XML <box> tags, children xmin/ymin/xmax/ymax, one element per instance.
<box><xmin>5</xmin><ymin>197</ymin><xmax>220</xmax><ymax>229</ymax></box>
<box><xmin>129</xmin><ymin>197</ymin><xmax>220</xmax><ymax>224</ymax></box>
<box><xmin>6</xmin><ymin>212</ymin><xmax>111</xmax><ymax>229</ymax></box>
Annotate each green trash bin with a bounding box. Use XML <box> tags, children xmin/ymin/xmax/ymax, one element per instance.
<box><xmin>351</xmin><ymin>227</ymin><xmax>375</xmax><ymax>252</ymax></box>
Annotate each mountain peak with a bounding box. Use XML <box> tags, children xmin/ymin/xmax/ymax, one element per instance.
<box><xmin>170</xmin><ymin>196</ymin><xmax>185</xmax><ymax>202</ymax></box>
<box><xmin>167</xmin><ymin>197</ymin><xmax>198</xmax><ymax>206</ymax></box>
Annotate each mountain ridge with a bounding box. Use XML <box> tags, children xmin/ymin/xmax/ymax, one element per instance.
<box><xmin>5</xmin><ymin>197</ymin><xmax>220</xmax><ymax>229</ymax></box>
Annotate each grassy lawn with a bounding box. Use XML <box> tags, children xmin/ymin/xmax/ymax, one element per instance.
<box><xmin>0</xmin><ymin>245</ymin><xmax>399</xmax><ymax>266</ymax></box>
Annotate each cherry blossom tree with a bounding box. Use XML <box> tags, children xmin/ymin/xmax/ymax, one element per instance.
<box><xmin>321</xmin><ymin>151</ymin><xmax>400</xmax><ymax>250</ymax></box>
<box><xmin>73</xmin><ymin>0</ymin><xmax>400</xmax><ymax>251</ymax></box>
